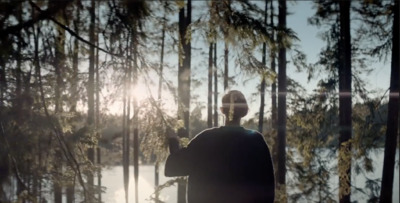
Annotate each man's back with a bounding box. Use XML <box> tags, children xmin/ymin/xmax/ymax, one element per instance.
<box><xmin>165</xmin><ymin>126</ymin><xmax>275</xmax><ymax>203</ymax></box>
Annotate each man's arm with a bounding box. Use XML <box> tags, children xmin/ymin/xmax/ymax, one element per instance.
<box><xmin>164</xmin><ymin>128</ymin><xmax>192</xmax><ymax>177</ymax></box>
<box><xmin>251</xmin><ymin>134</ymin><xmax>275</xmax><ymax>203</ymax></box>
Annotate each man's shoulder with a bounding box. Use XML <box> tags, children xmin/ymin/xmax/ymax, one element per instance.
<box><xmin>189</xmin><ymin>127</ymin><xmax>219</xmax><ymax>141</ymax></box>
<box><xmin>241</xmin><ymin>127</ymin><xmax>263</xmax><ymax>137</ymax></box>
<box><xmin>195</xmin><ymin>127</ymin><xmax>220</xmax><ymax>137</ymax></box>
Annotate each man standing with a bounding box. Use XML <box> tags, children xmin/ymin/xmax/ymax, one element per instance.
<box><xmin>165</xmin><ymin>90</ymin><xmax>275</xmax><ymax>203</ymax></box>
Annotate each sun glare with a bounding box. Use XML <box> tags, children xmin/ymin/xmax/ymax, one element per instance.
<box><xmin>130</xmin><ymin>83</ymin><xmax>151</xmax><ymax>104</ymax></box>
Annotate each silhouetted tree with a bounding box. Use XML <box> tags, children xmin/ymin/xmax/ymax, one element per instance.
<box><xmin>277</xmin><ymin>0</ymin><xmax>287</xmax><ymax>201</ymax></box>
<box><xmin>380</xmin><ymin>1</ymin><xmax>399</xmax><ymax>202</ymax></box>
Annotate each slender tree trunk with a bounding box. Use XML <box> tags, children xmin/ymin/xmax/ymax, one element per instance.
<box><xmin>270</xmin><ymin>0</ymin><xmax>278</xmax><ymax>180</ymax></box>
<box><xmin>223</xmin><ymin>0</ymin><xmax>230</xmax><ymax>92</ymax></box>
<box><xmin>133</xmin><ymin>127</ymin><xmax>139</xmax><ymax>203</ymax></box>
<box><xmin>123</xmin><ymin>29</ymin><xmax>133</xmax><ymax>203</ymax></box>
<box><xmin>132</xmin><ymin>22</ymin><xmax>139</xmax><ymax>203</ymax></box>
<box><xmin>70</xmin><ymin>4</ymin><xmax>80</xmax><ymax>113</ymax></box>
<box><xmin>87</xmin><ymin>0</ymin><xmax>96</xmax><ymax>200</ymax></box>
<box><xmin>15</xmin><ymin>5</ymin><xmax>22</xmax><ymax>115</ymax></box>
<box><xmin>213</xmin><ymin>43</ymin><xmax>218</xmax><ymax>127</ymax></box>
<box><xmin>178</xmin><ymin>0</ymin><xmax>191</xmax><ymax>134</ymax></box>
<box><xmin>32</xmin><ymin>17</ymin><xmax>43</xmax><ymax>203</ymax></box>
<box><xmin>125</xmin><ymin>37</ymin><xmax>132</xmax><ymax>203</ymax></box>
<box><xmin>208</xmin><ymin>43</ymin><xmax>213</xmax><ymax>128</ymax></box>
<box><xmin>258</xmin><ymin>0</ymin><xmax>268</xmax><ymax>133</ymax></box>
<box><xmin>178</xmin><ymin>1</ymin><xmax>191</xmax><ymax>202</ymax></box>
<box><xmin>338</xmin><ymin>1</ymin><xmax>352</xmax><ymax>203</ymax></box>
<box><xmin>122</xmin><ymin>68</ymin><xmax>128</xmax><ymax>203</ymax></box>
<box><xmin>379</xmin><ymin>1</ymin><xmax>399</xmax><ymax>202</ymax></box>
<box><xmin>66</xmin><ymin>179</ymin><xmax>75</xmax><ymax>203</ymax></box>
<box><xmin>54</xmin><ymin>9</ymin><xmax>65</xmax><ymax>114</ymax></box>
<box><xmin>277</xmin><ymin>0</ymin><xmax>287</xmax><ymax>200</ymax></box>
<box><xmin>155</xmin><ymin>15</ymin><xmax>166</xmax><ymax>200</ymax></box>
<box><xmin>53</xmin><ymin>151</ymin><xmax>62</xmax><ymax>203</ymax></box>
<box><xmin>53</xmin><ymin>4</ymin><xmax>66</xmax><ymax>202</ymax></box>
<box><xmin>224</xmin><ymin>42</ymin><xmax>228</xmax><ymax>91</ymax></box>
<box><xmin>95</xmin><ymin>14</ymin><xmax>101</xmax><ymax>202</ymax></box>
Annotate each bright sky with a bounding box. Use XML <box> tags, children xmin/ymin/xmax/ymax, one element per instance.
<box><xmin>102</xmin><ymin>1</ymin><xmax>391</xmax><ymax>120</ymax></box>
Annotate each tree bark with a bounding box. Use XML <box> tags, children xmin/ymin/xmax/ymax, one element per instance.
<box><xmin>270</xmin><ymin>0</ymin><xmax>278</xmax><ymax>174</ymax></box>
<box><xmin>338</xmin><ymin>1</ymin><xmax>352</xmax><ymax>203</ymax></box>
<box><xmin>54</xmin><ymin>7</ymin><xmax>65</xmax><ymax>114</ymax></box>
<box><xmin>70</xmin><ymin>3</ymin><xmax>80</xmax><ymax>113</ymax></box>
<box><xmin>224</xmin><ymin>42</ymin><xmax>228</xmax><ymax>91</ymax></box>
<box><xmin>177</xmin><ymin>1</ymin><xmax>191</xmax><ymax>202</ymax></box>
<box><xmin>15</xmin><ymin>4</ymin><xmax>22</xmax><ymax>115</ymax></box>
<box><xmin>213</xmin><ymin>43</ymin><xmax>218</xmax><ymax>127</ymax></box>
<box><xmin>155</xmin><ymin>14</ymin><xmax>166</xmax><ymax>200</ymax></box>
<box><xmin>277</xmin><ymin>0</ymin><xmax>287</xmax><ymax>200</ymax></box>
<box><xmin>379</xmin><ymin>1</ymin><xmax>399</xmax><ymax>202</ymax></box>
<box><xmin>122</xmin><ymin>68</ymin><xmax>128</xmax><ymax>203</ymax></box>
<box><xmin>87</xmin><ymin>0</ymin><xmax>96</xmax><ymax>200</ymax></box>
<box><xmin>132</xmin><ymin>20</ymin><xmax>139</xmax><ymax>203</ymax></box>
<box><xmin>95</xmin><ymin>11</ymin><xmax>101</xmax><ymax>202</ymax></box>
<box><xmin>52</xmin><ymin>2</ymin><xmax>66</xmax><ymax>202</ymax></box>
<box><xmin>258</xmin><ymin>0</ymin><xmax>268</xmax><ymax>133</ymax></box>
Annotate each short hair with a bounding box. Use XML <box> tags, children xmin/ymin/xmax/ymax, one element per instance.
<box><xmin>221</xmin><ymin>90</ymin><xmax>248</xmax><ymax>120</ymax></box>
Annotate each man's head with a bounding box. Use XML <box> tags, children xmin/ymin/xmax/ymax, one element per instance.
<box><xmin>220</xmin><ymin>90</ymin><xmax>249</xmax><ymax>121</ymax></box>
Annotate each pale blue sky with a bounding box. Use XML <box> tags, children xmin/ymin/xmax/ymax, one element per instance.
<box><xmin>104</xmin><ymin>1</ymin><xmax>392</xmax><ymax>119</ymax></box>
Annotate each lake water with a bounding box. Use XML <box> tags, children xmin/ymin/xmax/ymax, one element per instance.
<box><xmin>101</xmin><ymin>165</ymin><xmax>177</xmax><ymax>203</ymax></box>
<box><xmin>101</xmin><ymin>149</ymin><xmax>399</xmax><ymax>203</ymax></box>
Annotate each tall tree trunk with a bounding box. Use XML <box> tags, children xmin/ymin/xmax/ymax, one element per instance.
<box><xmin>213</xmin><ymin>43</ymin><xmax>218</xmax><ymax>127</ymax></box>
<box><xmin>69</xmin><ymin>4</ymin><xmax>80</xmax><ymax>113</ymax></box>
<box><xmin>32</xmin><ymin>15</ymin><xmax>43</xmax><ymax>203</ymax></box>
<box><xmin>379</xmin><ymin>1</ymin><xmax>399</xmax><ymax>202</ymax></box>
<box><xmin>122</xmin><ymin>68</ymin><xmax>128</xmax><ymax>203</ymax></box>
<box><xmin>124</xmin><ymin>38</ymin><xmax>132</xmax><ymax>203</ymax></box>
<box><xmin>95</xmin><ymin>13</ymin><xmax>101</xmax><ymax>202</ymax></box>
<box><xmin>15</xmin><ymin>5</ymin><xmax>22</xmax><ymax>116</ymax></box>
<box><xmin>123</xmin><ymin>29</ymin><xmax>133</xmax><ymax>203</ymax></box>
<box><xmin>208</xmin><ymin>43</ymin><xmax>213</xmax><ymax>128</ymax></box>
<box><xmin>338</xmin><ymin>1</ymin><xmax>352</xmax><ymax>203</ymax></box>
<box><xmin>87</xmin><ymin>0</ymin><xmax>96</xmax><ymax>200</ymax></box>
<box><xmin>223</xmin><ymin>0</ymin><xmax>230</xmax><ymax>92</ymax></box>
<box><xmin>258</xmin><ymin>0</ymin><xmax>268</xmax><ymax>133</ymax></box>
<box><xmin>53</xmin><ymin>4</ymin><xmax>66</xmax><ymax>202</ymax></box>
<box><xmin>54</xmin><ymin>8</ymin><xmax>65</xmax><ymax>114</ymax></box>
<box><xmin>270</xmin><ymin>0</ymin><xmax>278</xmax><ymax>174</ymax></box>
<box><xmin>132</xmin><ymin>22</ymin><xmax>139</xmax><ymax>203</ymax></box>
<box><xmin>53</xmin><ymin>151</ymin><xmax>62</xmax><ymax>203</ymax></box>
<box><xmin>224</xmin><ymin>42</ymin><xmax>228</xmax><ymax>91</ymax></box>
<box><xmin>178</xmin><ymin>1</ymin><xmax>191</xmax><ymax>202</ymax></box>
<box><xmin>277</xmin><ymin>0</ymin><xmax>287</xmax><ymax>200</ymax></box>
<box><xmin>155</xmin><ymin>15</ymin><xmax>166</xmax><ymax>200</ymax></box>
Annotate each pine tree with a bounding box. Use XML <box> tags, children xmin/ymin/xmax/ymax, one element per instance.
<box><xmin>177</xmin><ymin>1</ymin><xmax>192</xmax><ymax>202</ymax></box>
<box><xmin>337</xmin><ymin>1</ymin><xmax>352</xmax><ymax>202</ymax></box>
<box><xmin>86</xmin><ymin>0</ymin><xmax>96</xmax><ymax>201</ymax></box>
<box><xmin>380</xmin><ymin>1</ymin><xmax>399</xmax><ymax>201</ymax></box>
<box><xmin>277</xmin><ymin>0</ymin><xmax>287</xmax><ymax>201</ymax></box>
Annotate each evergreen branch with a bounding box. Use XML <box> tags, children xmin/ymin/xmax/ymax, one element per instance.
<box><xmin>29</xmin><ymin>0</ymin><xmax>122</xmax><ymax>58</ymax></box>
<box><xmin>35</xmin><ymin>50</ymin><xmax>97</xmax><ymax>202</ymax></box>
<box><xmin>0</xmin><ymin>0</ymin><xmax>73</xmax><ymax>38</ymax></box>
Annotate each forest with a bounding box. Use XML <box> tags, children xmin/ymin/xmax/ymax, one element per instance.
<box><xmin>0</xmin><ymin>0</ymin><xmax>399</xmax><ymax>202</ymax></box>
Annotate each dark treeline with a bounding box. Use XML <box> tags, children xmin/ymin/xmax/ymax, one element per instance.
<box><xmin>0</xmin><ymin>0</ymin><xmax>398</xmax><ymax>203</ymax></box>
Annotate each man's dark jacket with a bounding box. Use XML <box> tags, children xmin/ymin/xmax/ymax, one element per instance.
<box><xmin>165</xmin><ymin>126</ymin><xmax>275</xmax><ymax>203</ymax></box>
